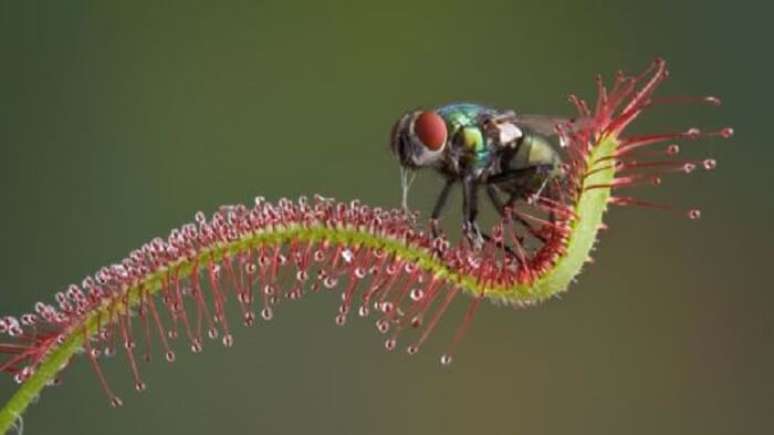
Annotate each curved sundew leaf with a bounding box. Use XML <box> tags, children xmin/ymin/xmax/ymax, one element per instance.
<box><xmin>0</xmin><ymin>59</ymin><xmax>732</xmax><ymax>433</ymax></box>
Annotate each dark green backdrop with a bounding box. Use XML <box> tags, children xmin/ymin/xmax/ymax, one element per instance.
<box><xmin>1</xmin><ymin>1</ymin><xmax>770</xmax><ymax>434</ymax></box>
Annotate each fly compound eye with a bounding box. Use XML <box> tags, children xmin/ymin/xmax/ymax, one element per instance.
<box><xmin>413</xmin><ymin>111</ymin><xmax>447</xmax><ymax>151</ymax></box>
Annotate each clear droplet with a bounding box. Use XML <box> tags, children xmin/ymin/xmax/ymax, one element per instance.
<box><xmin>244</xmin><ymin>311</ymin><xmax>256</xmax><ymax>327</ymax></box>
<box><xmin>376</xmin><ymin>319</ymin><xmax>389</xmax><ymax>334</ymax></box>
<box><xmin>111</xmin><ymin>396</ymin><xmax>124</xmax><ymax>408</ymax></box>
<box><xmin>685</xmin><ymin>128</ymin><xmax>701</xmax><ymax>138</ymax></box>
<box><xmin>335</xmin><ymin>314</ymin><xmax>347</xmax><ymax>326</ymax></box>
<box><xmin>384</xmin><ymin>338</ymin><xmax>396</xmax><ymax>351</ymax></box>
<box><xmin>191</xmin><ymin>339</ymin><xmax>203</xmax><ymax>353</ymax></box>
<box><xmin>222</xmin><ymin>334</ymin><xmax>234</xmax><ymax>348</ymax></box>
<box><xmin>165</xmin><ymin>351</ymin><xmax>176</xmax><ymax>363</ymax></box>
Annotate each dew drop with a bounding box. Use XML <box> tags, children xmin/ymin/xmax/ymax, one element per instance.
<box><xmin>409</xmin><ymin>288</ymin><xmax>424</xmax><ymax>302</ymax></box>
<box><xmin>323</xmin><ymin>277</ymin><xmax>338</xmax><ymax>289</ymax></box>
<box><xmin>191</xmin><ymin>339</ymin><xmax>203</xmax><ymax>353</ymax></box>
<box><xmin>685</xmin><ymin>128</ymin><xmax>701</xmax><ymax>138</ymax></box>
<box><xmin>296</xmin><ymin>270</ymin><xmax>308</xmax><ymax>282</ymax></box>
<box><xmin>135</xmin><ymin>382</ymin><xmax>147</xmax><ymax>392</ymax></box>
<box><xmin>111</xmin><ymin>397</ymin><xmax>124</xmax><ymax>408</ymax></box>
<box><xmin>720</xmin><ymin>127</ymin><xmax>734</xmax><ymax>138</ymax></box>
<box><xmin>384</xmin><ymin>338</ymin><xmax>396</xmax><ymax>351</ymax></box>
<box><xmin>263</xmin><ymin>284</ymin><xmax>275</xmax><ymax>296</ymax></box>
<box><xmin>222</xmin><ymin>334</ymin><xmax>234</xmax><ymax>348</ymax></box>
<box><xmin>167</xmin><ymin>330</ymin><xmax>178</xmax><ymax>340</ymax></box>
<box><xmin>688</xmin><ymin>209</ymin><xmax>702</xmax><ymax>220</ymax></box>
<box><xmin>208</xmin><ymin>327</ymin><xmax>219</xmax><ymax>340</ymax></box>
<box><xmin>165</xmin><ymin>351</ymin><xmax>176</xmax><ymax>363</ymax></box>
<box><xmin>410</xmin><ymin>316</ymin><xmax>422</xmax><ymax>328</ymax></box>
<box><xmin>406</xmin><ymin>345</ymin><xmax>419</xmax><ymax>356</ymax></box>
<box><xmin>704</xmin><ymin>96</ymin><xmax>721</xmax><ymax>106</ymax></box>
<box><xmin>335</xmin><ymin>314</ymin><xmax>347</xmax><ymax>326</ymax></box>
<box><xmin>376</xmin><ymin>319</ymin><xmax>390</xmax><ymax>334</ymax></box>
<box><xmin>703</xmin><ymin>159</ymin><xmax>717</xmax><ymax>170</ymax></box>
<box><xmin>666</xmin><ymin>144</ymin><xmax>680</xmax><ymax>155</ymax></box>
<box><xmin>245</xmin><ymin>263</ymin><xmax>257</xmax><ymax>274</ymax></box>
<box><xmin>244</xmin><ymin>311</ymin><xmax>256</xmax><ymax>327</ymax></box>
<box><xmin>651</xmin><ymin>176</ymin><xmax>662</xmax><ymax>186</ymax></box>
<box><xmin>440</xmin><ymin>354</ymin><xmax>453</xmax><ymax>366</ymax></box>
<box><xmin>358</xmin><ymin>305</ymin><xmax>369</xmax><ymax>317</ymax></box>
<box><xmin>379</xmin><ymin>302</ymin><xmax>395</xmax><ymax>314</ymax></box>
<box><xmin>261</xmin><ymin>307</ymin><xmax>274</xmax><ymax>321</ymax></box>
<box><xmin>341</xmin><ymin>249</ymin><xmax>354</xmax><ymax>263</ymax></box>
<box><xmin>683</xmin><ymin>163</ymin><xmax>696</xmax><ymax>174</ymax></box>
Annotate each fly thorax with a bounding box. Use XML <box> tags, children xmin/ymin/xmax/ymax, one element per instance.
<box><xmin>460</xmin><ymin>126</ymin><xmax>490</xmax><ymax>167</ymax></box>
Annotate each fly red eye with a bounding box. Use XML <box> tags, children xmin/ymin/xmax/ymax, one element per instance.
<box><xmin>414</xmin><ymin>111</ymin><xmax>447</xmax><ymax>151</ymax></box>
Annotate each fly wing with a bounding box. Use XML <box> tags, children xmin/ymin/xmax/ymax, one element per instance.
<box><xmin>515</xmin><ymin>114</ymin><xmax>593</xmax><ymax>137</ymax></box>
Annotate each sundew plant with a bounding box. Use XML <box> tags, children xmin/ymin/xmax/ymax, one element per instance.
<box><xmin>0</xmin><ymin>59</ymin><xmax>732</xmax><ymax>434</ymax></box>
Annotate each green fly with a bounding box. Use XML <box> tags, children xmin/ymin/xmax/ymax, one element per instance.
<box><xmin>389</xmin><ymin>102</ymin><xmax>587</xmax><ymax>247</ymax></box>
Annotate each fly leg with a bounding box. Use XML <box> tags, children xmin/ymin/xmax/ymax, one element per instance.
<box><xmin>468</xmin><ymin>184</ymin><xmax>518</xmax><ymax>257</ymax></box>
<box><xmin>461</xmin><ymin>176</ymin><xmax>484</xmax><ymax>250</ymax></box>
<box><xmin>430</xmin><ymin>178</ymin><xmax>455</xmax><ymax>241</ymax></box>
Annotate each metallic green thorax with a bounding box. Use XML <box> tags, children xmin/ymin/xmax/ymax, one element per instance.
<box><xmin>436</xmin><ymin>103</ymin><xmax>495</xmax><ymax>169</ymax></box>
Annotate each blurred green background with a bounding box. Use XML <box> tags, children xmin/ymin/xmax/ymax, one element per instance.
<box><xmin>0</xmin><ymin>1</ymin><xmax>770</xmax><ymax>434</ymax></box>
